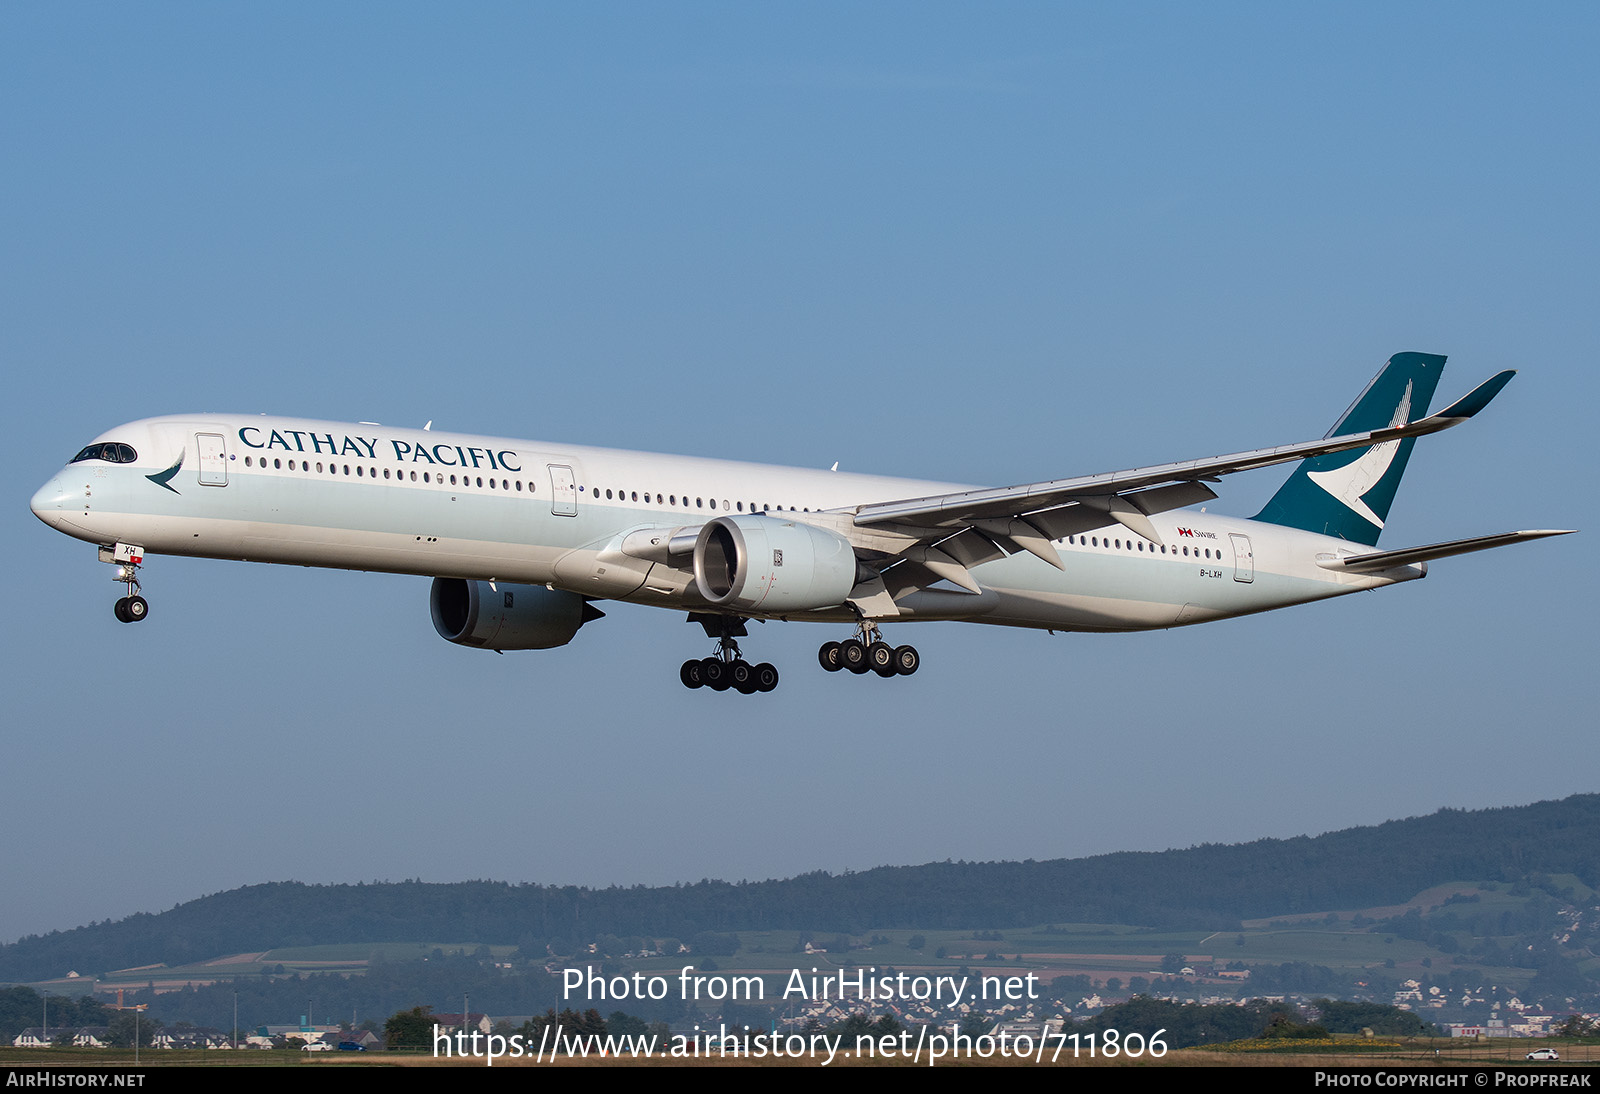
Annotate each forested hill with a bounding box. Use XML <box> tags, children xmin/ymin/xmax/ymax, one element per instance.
<box><xmin>5</xmin><ymin>794</ymin><xmax>1597</xmax><ymax>983</ymax></box>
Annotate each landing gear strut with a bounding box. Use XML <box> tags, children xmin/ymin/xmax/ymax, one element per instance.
<box><xmin>103</xmin><ymin>543</ymin><xmax>149</xmax><ymax>624</ymax></box>
<box><xmin>818</xmin><ymin>621</ymin><xmax>918</xmax><ymax>679</ymax></box>
<box><xmin>681</xmin><ymin>614</ymin><xmax>778</xmax><ymax>694</ymax></box>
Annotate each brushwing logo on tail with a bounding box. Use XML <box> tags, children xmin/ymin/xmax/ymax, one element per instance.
<box><xmin>1305</xmin><ymin>381</ymin><xmax>1412</xmax><ymax>528</ymax></box>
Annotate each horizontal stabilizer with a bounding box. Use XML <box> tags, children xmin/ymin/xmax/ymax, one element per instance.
<box><xmin>1318</xmin><ymin>529</ymin><xmax>1574</xmax><ymax>573</ymax></box>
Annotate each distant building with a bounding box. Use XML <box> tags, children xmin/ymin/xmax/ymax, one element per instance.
<box><xmin>13</xmin><ymin>1028</ymin><xmax>66</xmax><ymax>1048</ymax></box>
<box><xmin>432</xmin><ymin>1013</ymin><xmax>491</xmax><ymax>1035</ymax></box>
<box><xmin>152</xmin><ymin>1027</ymin><xmax>233</xmax><ymax>1050</ymax></box>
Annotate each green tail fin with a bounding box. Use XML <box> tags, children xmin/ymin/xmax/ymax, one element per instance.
<box><xmin>1253</xmin><ymin>352</ymin><xmax>1447</xmax><ymax>546</ymax></box>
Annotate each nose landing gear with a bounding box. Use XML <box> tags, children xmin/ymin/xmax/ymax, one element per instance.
<box><xmin>103</xmin><ymin>543</ymin><xmax>149</xmax><ymax>624</ymax></box>
<box><xmin>818</xmin><ymin>622</ymin><xmax>918</xmax><ymax>679</ymax></box>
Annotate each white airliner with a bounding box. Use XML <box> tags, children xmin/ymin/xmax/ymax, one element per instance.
<box><xmin>30</xmin><ymin>352</ymin><xmax>1570</xmax><ymax>693</ymax></box>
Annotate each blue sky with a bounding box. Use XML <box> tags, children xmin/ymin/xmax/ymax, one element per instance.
<box><xmin>4</xmin><ymin>2</ymin><xmax>1596</xmax><ymax>945</ymax></box>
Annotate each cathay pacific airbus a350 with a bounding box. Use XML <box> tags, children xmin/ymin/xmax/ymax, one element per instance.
<box><xmin>30</xmin><ymin>353</ymin><xmax>1570</xmax><ymax>693</ymax></box>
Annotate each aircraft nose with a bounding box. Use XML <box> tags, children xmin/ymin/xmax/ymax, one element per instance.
<box><xmin>30</xmin><ymin>471</ymin><xmax>78</xmax><ymax>529</ymax></box>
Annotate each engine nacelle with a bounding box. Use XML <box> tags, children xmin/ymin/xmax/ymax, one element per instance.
<box><xmin>430</xmin><ymin>578</ymin><xmax>602</xmax><ymax>650</ymax></box>
<box><xmin>693</xmin><ymin>515</ymin><xmax>858</xmax><ymax>613</ymax></box>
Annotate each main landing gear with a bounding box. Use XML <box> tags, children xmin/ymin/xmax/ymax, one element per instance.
<box><xmin>103</xmin><ymin>543</ymin><xmax>149</xmax><ymax>624</ymax></box>
<box><xmin>818</xmin><ymin>621</ymin><xmax>919</xmax><ymax>679</ymax></box>
<box><xmin>680</xmin><ymin>614</ymin><xmax>779</xmax><ymax>694</ymax></box>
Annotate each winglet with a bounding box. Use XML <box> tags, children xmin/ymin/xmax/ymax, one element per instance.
<box><xmin>1374</xmin><ymin>369</ymin><xmax>1516</xmax><ymax>438</ymax></box>
<box><xmin>1428</xmin><ymin>369</ymin><xmax>1515</xmax><ymax>423</ymax></box>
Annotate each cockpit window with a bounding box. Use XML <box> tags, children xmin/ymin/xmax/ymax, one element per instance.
<box><xmin>70</xmin><ymin>443</ymin><xmax>137</xmax><ymax>464</ymax></box>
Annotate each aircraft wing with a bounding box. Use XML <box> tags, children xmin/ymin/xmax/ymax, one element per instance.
<box><xmin>839</xmin><ymin>370</ymin><xmax>1518</xmax><ymax>588</ymax></box>
<box><xmin>622</xmin><ymin>369</ymin><xmax>1529</xmax><ymax>610</ymax></box>
<box><xmin>854</xmin><ymin>370</ymin><xmax>1514</xmax><ymax>529</ymax></box>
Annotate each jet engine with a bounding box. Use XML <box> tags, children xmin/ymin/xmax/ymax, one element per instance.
<box><xmin>693</xmin><ymin>514</ymin><xmax>859</xmax><ymax>613</ymax></box>
<box><xmin>430</xmin><ymin>578</ymin><xmax>603</xmax><ymax>650</ymax></box>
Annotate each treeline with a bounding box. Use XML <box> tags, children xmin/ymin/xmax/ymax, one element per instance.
<box><xmin>4</xmin><ymin>794</ymin><xmax>1598</xmax><ymax>983</ymax></box>
<box><xmin>400</xmin><ymin>997</ymin><xmax>1438</xmax><ymax>1055</ymax></box>
<box><xmin>123</xmin><ymin>953</ymin><xmax>689</xmax><ymax>1032</ymax></box>
<box><xmin>0</xmin><ymin>986</ymin><xmax>109</xmax><ymax>1043</ymax></box>
<box><xmin>1064</xmin><ymin>996</ymin><xmax>1438</xmax><ymax>1048</ymax></box>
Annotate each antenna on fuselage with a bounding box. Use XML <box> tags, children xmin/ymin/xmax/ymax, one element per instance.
<box><xmin>423</xmin><ymin>421</ymin><xmax>432</xmax><ymax>431</ymax></box>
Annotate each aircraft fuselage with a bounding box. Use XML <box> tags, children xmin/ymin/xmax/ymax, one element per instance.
<box><xmin>31</xmin><ymin>412</ymin><xmax>1413</xmax><ymax>638</ymax></box>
